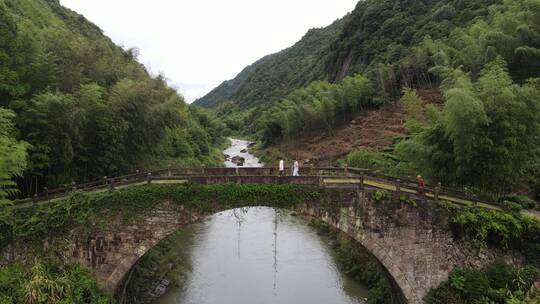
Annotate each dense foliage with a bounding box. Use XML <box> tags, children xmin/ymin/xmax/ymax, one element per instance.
<box><xmin>0</xmin><ymin>108</ymin><xmax>27</xmax><ymax>205</ymax></box>
<box><xmin>395</xmin><ymin>61</ymin><xmax>540</xmax><ymax>194</ymax></box>
<box><xmin>310</xmin><ymin>220</ymin><xmax>393</xmax><ymax>304</ymax></box>
<box><xmin>347</xmin><ymin>150</ymin><xmax>401</xmax><ymax>175</ymax></box>
<box><xmin>326</xmin><ymin>0</ymin><xmax>502</xmax><ymax>89</ymax></box>
<box><xmin>0</xmin><ymin>258</ymin><xmax>113</xmax><ymax>304</ymax></box>
<box><xmin>338</xmin><ymin>0</ymin><xmax>540</xmax><ymax>195</ymax></box>
<box><xmin>0</xmin><ymin>0</ymin><xmax>225</xmax><ymax>198</ymax></box>
<box><xmin>450</xmin><ymin>208</ymin><xmax>540</xmax><ymax>267</ymax></box>
<box><xmin>195</xmin><ymin>0</ymin><xmax>530</xmax><ymax>129</ymax></box>
<box><xmin>425</xmin><ymin>261</ymin><xmax>539</xmax><ymax>304</ymax></box>
<box><xmin>254</xmin><ymin>74</ymin><xmax>379</xmax><ymax>145</ymax></box>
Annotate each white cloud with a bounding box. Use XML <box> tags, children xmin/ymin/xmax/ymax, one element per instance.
<box><xmin>60</xmin><ymin>0</ymin><xmax>359</xmax><ymax>102</ymax></box>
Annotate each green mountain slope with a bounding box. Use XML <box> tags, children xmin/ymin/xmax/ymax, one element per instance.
<box><xmin>325</xmin><ymin>0</ymin><xmax>500</xmax><ymax>81</ymax></box>
<box><xmin>0</xmin><ymin>0</ymin><xmax>225</xmax><ymax>197</ymax></box>
<box><xmin>196</xmin><ymin>0</ymin><xmax>503</xmax><ymax>116</ymax></box>
<box><xmin>194</xmin><ymin>18</ymin><xmax>346</xmax><ymax>109</ymax></box>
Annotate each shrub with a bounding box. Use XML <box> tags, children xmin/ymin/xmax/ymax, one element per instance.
<box><xmin>425</xmin><ymin>262</ymin><xmax>540</xmax><ymax>304</ymax></box>
<box><xmin>0</xmin><ymin>260</ymin><xmax>113</xmax><ymax>304</ymax></box>
<box><xmin>373</xmin><ymin>190</ymin><xmax>389</xmax><ymax>202</ymax></box>
<box><xmin>503</xmin><ymin>195</ymin><xmax>537</xmax><ymax>210</ymax></box>
<box><xmin>503</xmin><ymin>200</ymin><xmax>524</xmax><ymax>212</ymax></box>
<box><xmin>347</xmin><ymin>150</ymin><xmax>397</xmax><ymax>173</ymax></box>
<box><xmin>450</xmin><ymin>208</ymin><xmax>525</xmax><ymax>249</ymax></box>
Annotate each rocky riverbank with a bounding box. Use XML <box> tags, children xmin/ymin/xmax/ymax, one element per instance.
<box><xmin>223</xmin><ymin>138</ymin><xmax>263</xmax><ymax>168</ymax></box>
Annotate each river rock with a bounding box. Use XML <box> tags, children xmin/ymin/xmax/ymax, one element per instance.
<box><xmin>240</xmin><ymin>149</ymin><xmax>247</xmax><ymax>153</ymax></box>
<box><xmin>231</xmin><ymin>156</ymin><xmax>245</xmax><ymax>165</ymax></box>
<box><xmin>149</xmin><ymin>279</ymin><xmax>170</xmax><ymax>298</ymax></box>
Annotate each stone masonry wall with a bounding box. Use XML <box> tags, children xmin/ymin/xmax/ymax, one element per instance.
<box><xmin>301</xmin><ymin>188</ymin><xmax>522</xmax><ymax>303</ymax></box>
<box><xmin>3</xmin><ymin>187</ymin><xmax>521</xmax><ymax>304</ymax></box>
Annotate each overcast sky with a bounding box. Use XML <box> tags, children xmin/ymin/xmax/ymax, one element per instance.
<box><xmin>60</xmin><ymin>1</ymin><xmax>359</xmax><ymax>102</ymax></box>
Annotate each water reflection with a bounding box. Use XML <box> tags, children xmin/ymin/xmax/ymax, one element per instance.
<box><xmin>153</xmin><ymin>207</ymin><xmax>369</xmax><ymax>304</ymax></box>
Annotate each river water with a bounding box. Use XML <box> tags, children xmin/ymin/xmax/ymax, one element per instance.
<box><xmin>223</xmin><ymin>138</ymin><xmax>264</xmax><ymax>168</ymax></box>
<box><xmin>151</xmin><ymin>139</ymin><xmax>369</xmax><ymax>304</ymax></box>
<box><xmin>153</xmin><ymin>208</ymin><xmax>369</xmax><ymax>304</ymax></box>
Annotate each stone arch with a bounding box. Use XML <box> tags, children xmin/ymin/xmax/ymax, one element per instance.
<box><xmin>82</xmin><ymin>202</ymin><xmax>409</xmax><ymax>303</ymax></box>
<box><xmin>301</xmin><ymin>205</ymin><xmax>414</xmax><ymax>303</ymax></box>
<box><xmin>68</xmin><ymin>188</ymin><xmax>513</xmax><ymax>304</ymax></box>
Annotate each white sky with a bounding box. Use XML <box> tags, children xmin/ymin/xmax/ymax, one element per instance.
<box><xmin>60</xmin><ymin>1</ymin><xmax>359</xmax><ymax>102</ymax></box>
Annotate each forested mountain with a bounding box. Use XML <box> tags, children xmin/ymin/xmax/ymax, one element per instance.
<box><xmin>325</xmin><ymin>0</ymin><xmax>501</xmax><ymax>82</ymax></box>
<box><xmin>0</xmin><ymin>0</ymin><xmax>224</xmax><ymax>199</ymax></box>
<box><xmin>194</xmin><ymin>18</ymin><xmax>346</xmax><ymax>109</ymax></box>
<box><xmin>195</xmin><ymin>0</ymin><xmax>510</xmax><ymax>114</ymax></box>
<box><xmin>201</xmin><ymin>0</ymin><xmax>540</xmax><ymax>198</ymax></box>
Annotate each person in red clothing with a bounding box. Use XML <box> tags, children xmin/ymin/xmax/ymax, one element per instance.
<box><xmin>417</xmin><ymin>175</ymin><xmax>425</xmax><ymax>195</ymax></box>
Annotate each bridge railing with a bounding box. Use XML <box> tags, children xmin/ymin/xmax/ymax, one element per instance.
<box><xmin>8</xmin><ymin>166</ymin><xmax>495</xmax><ymax>209</ymax></box>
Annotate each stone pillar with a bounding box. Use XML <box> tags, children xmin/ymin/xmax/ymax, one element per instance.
<box><xmin>72</xmin><ymin>182</ymin><xmax>77</xmax><ymax>192</ymax></box>
<box><xmin>394</xmin><ymin>179</ymin><xmax>401</xmax><ymax>202</ymax></box>
<box><xmin>103</xmin><ymin>176</ymin><xmax>108</xmax><ymax>187</ymax></box>
<box><xmin>44</xmin><ymin>187</ymin><xmax>49</xmax><ymax>200</ymax></box>
<box><xmin>435</xmin><ymin>182</ymin><xmax>441</xmax><ymax>202</ymax></box>
<box><xmin>147</xmin><ymin>173</ymin><xmax>152</xmax><ymax>184</ymax></box>
<box><xmin>167</xmin><ymin>165</ymin><xmax>172</xmax><ymax>177</ymax></box>
<box><xmin>354</xmin><ymin>185</ymin><xmax>361</xmax><ymax>215</ymax></box>
<box><xmin>344</xmin><ymin>164</ymin><xmax>349</xmax><ymax>177</ymax></box>
<box><xmin>109</xmin><ymin>178</ymin><xmax>115</xmax><ymax>190</ymax></box>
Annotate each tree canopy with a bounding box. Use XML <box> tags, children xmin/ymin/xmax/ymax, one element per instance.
<box><xmin>0</xmin><ymin>0</ymin><xmax>225</xmax><ymax>197</ymax></box>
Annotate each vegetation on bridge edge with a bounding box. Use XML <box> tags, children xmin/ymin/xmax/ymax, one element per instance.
<box><xmin>0</xmin><ymin>183</ymin><xmax>322</xmax><ymax>250</ymax></box>
<box><xmin>425</xmin><ymin>260</ymin><xmax>539</xmax><ymax>304</ymax></box>
<box><xmin>424</xmin><ymin>206</ymin><xmax>540</xmax><ymax>304</ymax></box>
<box><xmin>449</xmin><ymin>208</ymin><xmax>540</xmax><ymax>267</ymax></box>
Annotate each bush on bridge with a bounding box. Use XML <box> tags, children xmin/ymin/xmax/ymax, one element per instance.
<box><xmin>450</xmin><ymin>208</ymin><xmax>540</xmax><ymax>266</ymax></box>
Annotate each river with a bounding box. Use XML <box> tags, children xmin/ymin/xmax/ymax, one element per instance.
<box><xmin>152</xmin><ymin>208</ymin><xmax>369</xmax><ymax>304</ymax></box>
<box><xmin>223</xmin><ymin>138</ymin><xmax>264</xmax><ymax>168</ymax></box>
<box><xmin>149</xmin><ymin>139</ymin><xmax>370</xmax><ymax>304</ymax></box>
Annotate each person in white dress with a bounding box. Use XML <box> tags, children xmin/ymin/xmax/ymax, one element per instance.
<box><xmin>279</xmin><ymin>159</ymin><xmax>285</xmax><ymax>176</ymax></box>
<box><xmin>293</xmin><ymin>160</ymin><xmax>300</xmax><ymax>177</ymax></box>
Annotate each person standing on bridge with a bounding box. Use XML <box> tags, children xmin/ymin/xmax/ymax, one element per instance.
<box><xmin>279</xmin><ymin>159</ymin><xmax>285</xmax><ymax>176</ymax></box>
<box><xmin>417</xmin><ymin>175</ymin><xmax>425</xmax><ymax>195</ymax></box>
<box><xmin>293</xmin><ymin>159</ymin><xmax>300</xmax><ymax>177</ymax></box>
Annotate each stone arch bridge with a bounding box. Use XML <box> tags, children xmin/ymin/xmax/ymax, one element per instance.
<box><xmin>10</xmin><ymin>167</ymin><xmax>516</xmax><ymax>304</ymax></box>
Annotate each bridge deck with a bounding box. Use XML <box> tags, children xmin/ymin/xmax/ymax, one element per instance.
<box><xmin>7</xmin><ymin>167</ymin><xmax>538</xmax><ymax>219</ymax></box>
